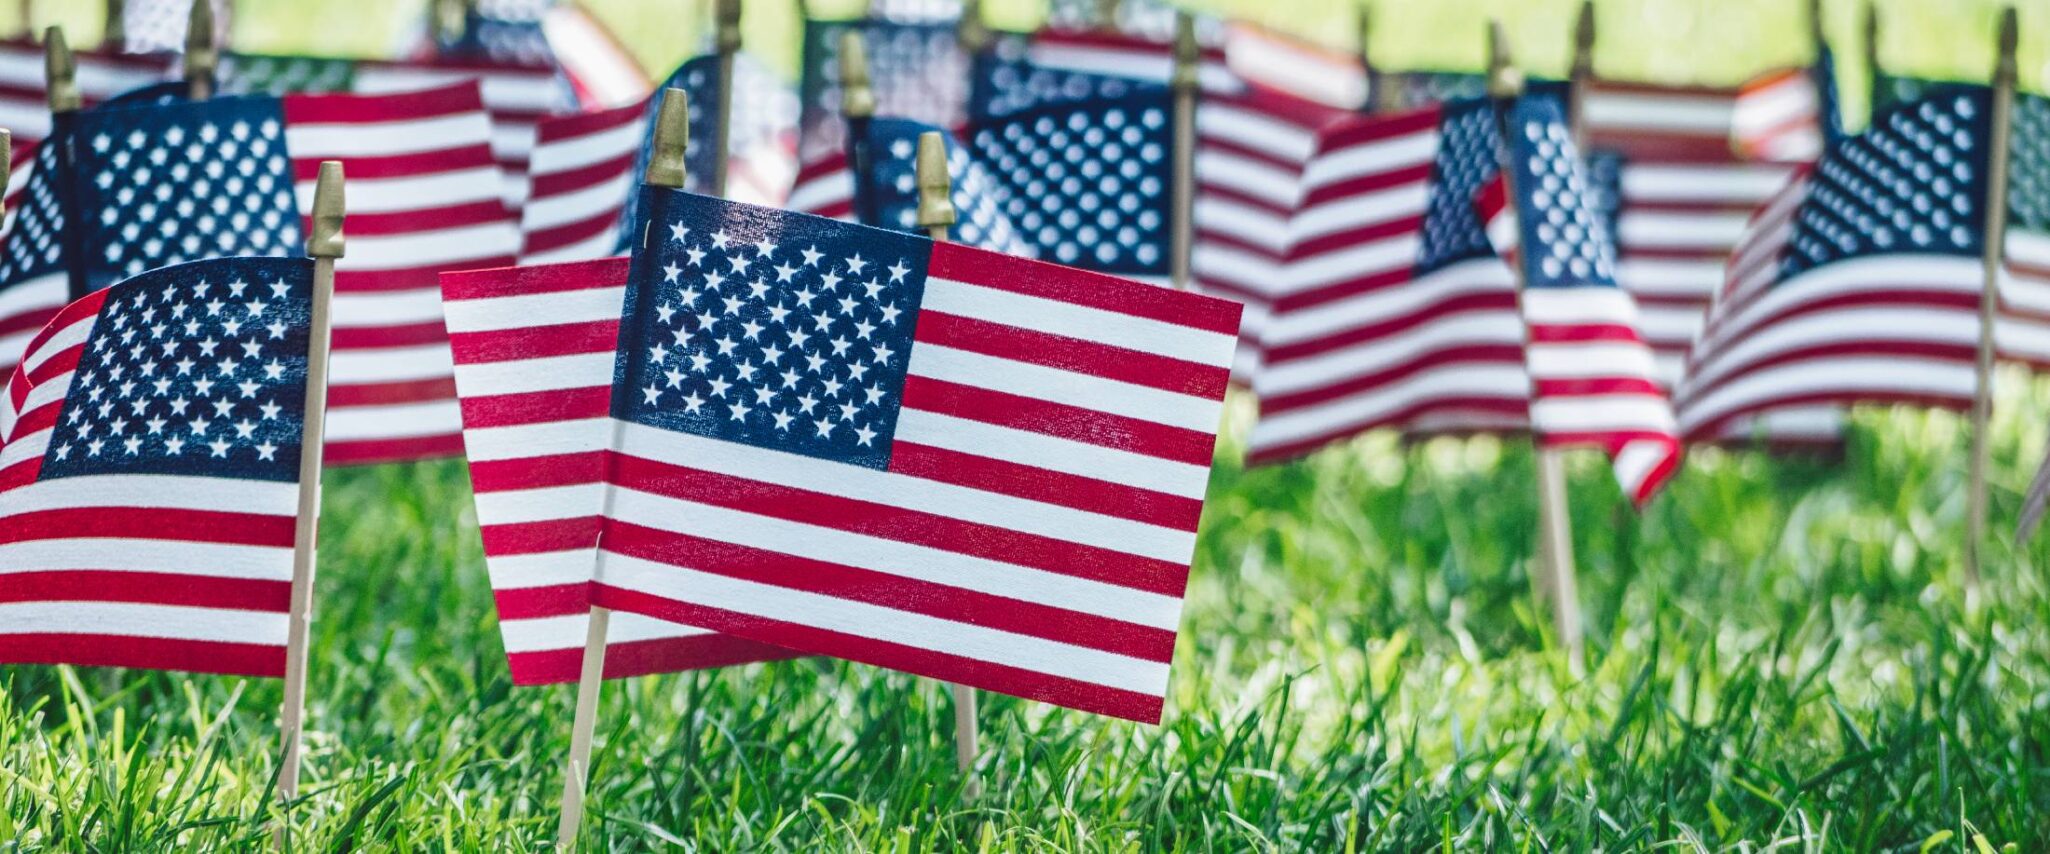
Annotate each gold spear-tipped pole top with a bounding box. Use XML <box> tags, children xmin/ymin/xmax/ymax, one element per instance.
<box><xmin>103</xmin><ymin>0</ymin><xmax>124</xmax><ymax>50</ymax></box>
<box><xmin>309</xmin><ymin>161</ymin><xmax>346</xmax><ymax>259</ymax></box>
<box><xmin>1355</xmin><ymin>2</ymin><xmax>1371</xmax><ymax>69</ymax></box>
<box><xmin>44</xmin><ymin>26</ymin><xmax>77</xmax><ymax>113</ymax></box>
<box><xmin>185</xmin><ymin>0</ymin><xmax>216</xmax><ymax>99</ymax></box>
<box><xmin>0</xmin><ymin>129</ymin><xmax>13</xmax><ymax>215</ymax></box>
<box><xmin>839</xmin><ymin>30</ymin><xmax>875</xmax><ymax>120</ymax></box>
<box><xmin>1994</xmin><ymin>6</ymin><xmax>2018</xmax><ymax>85</ymax></box>
<box><xmin>1486</xmin><ymin>19</ymin><xmax>1524</xmax><ymax>99</ymax></box>
<box><xmin>1807</xmin><ymin>0</ymin><xmax>1825</xmax><ymax>52</ymax></box>
<box><xmin>645</xmin><ymin>87</ymin><xmax>690</xmax><ymax>189</ymax></box>
<box><xmin>435</xmin><ymin>0</ymin><xmax>472</xmax><ymax>43</ymax></box>
<box><xmin>1171</xmin><ymin>12</ymin><xmax>1199</xmax><ymax>93</ymax></box>
<box><xmin>715</xmin><ymin>0</ymin><xmax>742</xmax><ymax>53</ymax></box>
<box><xmin>1571</xmin><ymin>1</ymin><xmax>1596</xmax><ymax>80</ymax></box>
<box><xmin>1862</xmin><ymin>2</ymin><xmax>1880</xmax><ymax>70</ymax></box>
<box><xmin>914</xmin><ymin>131</ymin><xmax>954</xmax><ymax>232</ymax></box>
<box><xmin>958</xmin><ymin>0</ymin><xmax>992</xmax><ymax>54</ymax></box>
<box><xmin>1095</xmin><ymin>0</ymin><xmax>1119</xmax><ymax>32</ymax></box>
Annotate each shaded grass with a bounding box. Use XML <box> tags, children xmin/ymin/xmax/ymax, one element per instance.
<box><xmin>6</xmin><ymin>375</ymin><xmax>2050</xmax><ymax>849</ymax></box>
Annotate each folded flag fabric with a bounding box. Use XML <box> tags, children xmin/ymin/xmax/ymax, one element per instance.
<box><xmin>518</xmin><ymin>54</ymin><xmax>799</xmax><ymax>263</ymax></box>
<box><xmin>0</xmin><ymin>94</ymin><xmax>305</xmax><ymax>380</ymax></box>
<box><xmin>590</xmin><ymin>188</ymin><xmax>1240</xmax><ymax>722</ymax></box>
<box><xmin>1674</xmin><ymin>86</ymin><xmax>2016</xmax><ymax>438</ymax></box>
<box><xmin>440</xmin><ymin>258</ymin><xmax>799</xmax><ymax>685</ymax></box>
<box><xmin>1247</xmin><ymin>100</ymin><xmax>1529</xmax><ymax>462</ymax></box>
<box><xmin>1489</xmin><ymin>92</ymin><xmax>1681</xmax><ymax>504</ymax></box>
<box><xmin>0</xmin><ymin>256</ymin><xmax>314</xmax><ymax>675</ymax></box>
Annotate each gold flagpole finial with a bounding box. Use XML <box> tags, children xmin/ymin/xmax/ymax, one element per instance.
<box><xmin>0</xmin><ymin>129</ymin><xmax>13</xmax><ymax>215</ymax></box>
<box><xmin>1095</xmin><ymin>0</ymin><xmax>1119</xmax><ymax>32</ymax></box>
<box><xmin>1807</xmin><ymin>0</ymin><xmax>1825</xmax><ymax>53</ymax></box>
<box><xmin>309</xmin><ymin>161</ymin><xmax>346</xmax><ymax>260</ymax></box>
<box><xmin>185</xmin><ymin>0</ymin><xmax>216</xmax><ymax>99</ymax></box>
<box><xmin>1994</xmin><ymin>5</ymin><xmax>2018</xmax><ymax>85</ymax></box>
<box><xmin>715</xmin><ymin>0</ymin><xmax>742</xmax><ymax>53</ymax></box>
<box><xmin>103</xmin><ymin>0</ymin><xmax>124</xmax><ymax>50</ymax></box>
<box><xmin>646</xmin><ymin>87</ymin><xmax>690</xmax><ymax>189</ymax></box>
<box><xmin>44</xmin><ymin>26</ymin><xmax>76</xmax><ymax>113</ymax></box>
<box><xmin>959</xmin><ymin>0</ymin><xmax>991</xmax><ymax>54</ymax></box>
<box><xmin>1486</xmin><ymin>19</ymin><xmax>1523</xmax><ymax>99</ymax></box>
<box><xmin>1863</xmin><ymin>2</ymin><xmax>1880</xmax><ymax>78</ymax></box>
<box><xmin>1170</xmin><ymin>12</ymin><xmax>1198</xmax><ymax>93</ymax></box>
<box><xmin>1572</xmin><ymin>1</ymin><xmax>1596</xmax><ymax>81</ymax></box>
<box><xmin>1355</xmin><ymin>2</ymin><xmax>1371</xmax><ymax>71</ymax></box>
<box><xmin>914</xmin><ymin>131</ymin><xmax>954</xmax><ymax>232</ymax></box>
<box><xmin>839</xmin><ymin>30</ymin><xmax>875</xmax><ymax>120</ymax></box>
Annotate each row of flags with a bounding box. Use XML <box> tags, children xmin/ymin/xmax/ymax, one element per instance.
<box><xmin>0</xmin><ymin>0</ymin><xmax>2041</xmax><ymax>779</ymax></box>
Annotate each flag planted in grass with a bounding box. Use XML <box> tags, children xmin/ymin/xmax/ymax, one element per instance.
<box><xmin>440</xmin><ymin>258</ymin><xmax>801</xmax><ymax>685</ymax></box>
<box><xmin>590</xmin><ymin>189</ymin><xmax>1240</xmax><ymax>722</ymax></box>
<box><xmin>0</xmin><ymin>256</ymin><xmax>315</xmax><ymax>674</ymax></box>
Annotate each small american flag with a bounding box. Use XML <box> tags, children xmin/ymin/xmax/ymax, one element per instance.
<box><xmin>0</xmin><ymin>256</ymin><xmax>314</xmax><ymax>675</ymax></box>
<box><xmin>1491</xmin><ymin>93</ymin><xmax>1680</xmax><ymax>504</ymax></box>
<box><xmin>797</xmin><ymin>19</ymin><xmax>972</xmax><ymax>163</ymax></box>
<box><xmin>590</xmin><ymin>189</ymin><xmax>1240</xmax><ymax>722</ymax></box>
<box><xmin>1675</xmin><ymin>86</ymin><xmax>2001</xmax><ymax>439</ymax></box>
<box><xmin>1247</xmin><ymin>101</ymin><xmax>1529</xmax><ymax>463</ymax></box>
<box><xmin>440</xmin><ymin>258</ymin><xmax>798</xmax><ymax>685</ymax></box>
<box><xmin>852</xmin><ymin>118</ymin><xmax>1031</xmax><ymax>256</ymax></box>
<box><xmin>0</xmin><ymin>94</ymin><xmax>305</xmax><ymax>381</ymax></box>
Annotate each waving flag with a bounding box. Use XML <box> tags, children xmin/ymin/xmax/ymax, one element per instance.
<box><xmin>1674</xmin><ymin>87</ymin><xmax>2004</xmax><ymax>438</ymax></box>
<box><xmin>0</xmin><ymin>257</ymin><xmax>314</xmax><ymax>675</ymax></box>
<box><xmin>0</xmin><ymin>94</ymin><xmax>305</xmax><ymax>379</ymax></box>
<box><xmin>1493</xmin><ymin>93</ymin><xmax>1680</xmax><ymax>503</ymax></box>
<box><xmin>1248</xmin><ymin>101</ymin><xmax>1529</xmax><ymax>462</ymax></box>
<box><xmin>440</xmin><ymin>259</ymin><xmax>798</xmax><ymax>684</ymax></box>
<box><xmin>590</xmin><ymin>189</ymin><xmax>1239</xmax><ymax>722</ymax></box>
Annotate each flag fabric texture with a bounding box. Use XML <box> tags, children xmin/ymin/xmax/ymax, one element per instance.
<box><xmin>589</xmin><ymin>188</ymin><xmax>1240</xmax><ymax>722</ymax></box>
<box><xmin>1247</xmin><ymin>100</ymin><xmax>1530</xmax><ymax>462</ymax></box>
<box><xmin>1674</xmin><ymin>86</ymin><xmax>2008</xmax><ymax>438</ymax></box>
<box><xmin>440</xmin><ymin>258</ymin><xmax>798</xmax><ymax>684</ymax></box>
<box><xmin>518</xmin><ymin>54</ymin><xmax>800</xmax><ymax>263</ymax></box>
<box><xmin>1492</xmin><ymin>93</ymin><xmax>1681</xmax><ymax>504</ymax></box>
<box><xmin>0</xmin><ymin>95</ymin><xmax>305</xmax><ymax>380</ymax></box>
<box><xmin>0</xmin><ymin>256</ymin><xmax>314</xmax><ymax>675</ymax></box>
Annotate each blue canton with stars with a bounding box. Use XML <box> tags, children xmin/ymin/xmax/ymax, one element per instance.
<box><xmin>859</xmin><ymin>118</ymin><xmax>1032</xmax><ymax>256</ymax></box>
<box><xmin>615</xmin><ymin>188</ymin><xmax>929</xmax><ymax>470</ymax></box>
<box><xmin>964</xmin><ymin>91</ymin><xmax>1173</xmax><ymax>274</ymax></box>
<box><xmin>2005</xmin><ymin>92</ymin><xmax>2049</xmax><ymax>235</ymax></box>
<box><xmin>40</xmin><ymin>257</ymin><xmax>313</xmax><ymax>482</ymax></box>
<box><xmin>1505</xmin><ymin>91</ymin><xmax>1622</xmax><ymax>288</ymax></box>
<box><xmin>614</xmin><ymin>56</ymin><xmax>726</xmax><ymax>252</ymax></box>
<box><xmin>1779</xmin><ymin>86</ymin><xmax>1992</xmax><ymax>281</ymax></box>
<box><xmin>1415</xmin><ymin>98</ymin><xmax>1505</xmax><ymax>276</ymax></box>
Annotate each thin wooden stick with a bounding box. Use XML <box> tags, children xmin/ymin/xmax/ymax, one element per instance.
<box><xmin>557</xmin><ymin>87</ymin><xmax>691</xmax><ymax>854</ymax></box>
<box><xmin>710</xmin><ymin>0</ymin><xmax>740</xmax><ymax>197</ymax></box>
<box><xmin>1356</xmin><ymin>3</ymin><xmax>1380</xmax><ymax>114</ymax></box>
<box><xmin>45</xmin><ymin>27</ymin><xmax>88</xmax><ymax>305</ymax></box>
<box><xmin>1966</xmin><ymin>6</ymin><xmax>2017</xmax><ymax>585</ymax></box>
<box><xmin>912</xmin><ymin>131</ymin><xmax>982</xmax><ymax>800</ymax></box>
<box><xmin>958</xmin><ymin>0</ymin><xmax>991</xmax><ymax>55</ymax></box>
<box><xmin>1568</xmin><ymin>0</ymin><xmax>1594</xmax><ymax>145</ymax></box>
<box><xmin>1168</xmin><ymin>13</ymin><xmax>1197</xmax><ymax>291</ymax></box>
<box><xmin>102</xmin><ymin>0</ymin><xmax>122</xmax><ymax>52</ymax></box>
<box><xmin>184</xmin><ymin>0</ymin><xmax>215</xmax><ymax>100</ymax></box>
<box><xmin>1095</xmin><ymin>0</ymin><xmax>1119</xmax><ymax>32</ymax></box>
<box><xmin>277</xmin><ymin>160</ymin><xmax>343</xmax><ymax>841</ymax></box>
<box><xmin>839</xmin><ymin>30</ymin><xmax>876</xmax><ymax>226</ymax></box>
<box><xmin>1862</xmin><ymin>2</ymin><xmax>1880</xmax><ymax>101</ymax></box>
<box><xmin>1489</xmin><ymin>21</ymin><xmax>1584</xmax><ymax>673</ymax></box>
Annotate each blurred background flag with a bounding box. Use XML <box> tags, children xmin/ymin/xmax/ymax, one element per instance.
<box><xmin>796</xmin><ymin>17</ymin><xmax>972</xmax><ymax>163</ymax></box>
<box><xmin>439</xmin><ymin>258</ymin><xmax>799</xmax><ymax>685</ymax></box>
<box><xmin>1490</xmin><ymin>91</ymin><xmax>1681</xmax><ymax>504</ymax></box>
<box><xmin>107</xmin><ymin>0</ymin><xmax>233</xmax><ymax>55</ymax></box>
<box><xmin>0</xmin><ymin>256</ymin><xmax>314</xmax><ymax>675</ymax></box>
<box><xmin>0</xmin><ymin>40</ymin><xmax>166</xmax><ymax>162</ymax></box>
<box><xmin>1246</xmin><ymin>100</ymin><xmax>1529</xmax><ymax>463</ymax></box>
<box><xmin>849</xmin><ymin>117</ymin><xmax>1032</xmax><ymax>254</ymax></box>
<box><xmin>589</xmin><ymin>189</ymin><xmax>1239</xmax><ymax>723</ymax></box>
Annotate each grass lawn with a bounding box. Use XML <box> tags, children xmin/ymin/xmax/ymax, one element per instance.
<box><xmin>5</xmin><ymin>0</ymin><xmax>2050</xmax><ymax>849</ymax></box>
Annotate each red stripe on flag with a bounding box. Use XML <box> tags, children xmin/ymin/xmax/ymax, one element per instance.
<box><xmin>899</xmin><ymin>376</ymin><xmax>1215</xmax><ymax>466</ymax></box>
<box><xmin>889</xmin><ymin>441</ymin><xmax>1204</xmax><ymax>532</ymax></box>
<box><xmin>0</xmin><ymin>509</ymin><xmax>294</xmax><ymax>547</ymax></box>
<box><xmin>929</xmin><ymin>242</ymin><xmax>1244</xmax><ymax>336</ymax></box>
<box><xmin>0</xmin><ymin>571</ymin><xmax>290</xmax><ymax>612</ymax></box>
<box><xmin>506</xmin><ymin>634</ymin><xmax>800</xmax><ymax>686</ymax></box>
<box><xmin>912</xmin><ymin>311</ymin><xmax>1229</xmax><ymax>399</ymax></box>
<box><xmin>0</xmin><ymin>635</ymin><xmax>285</xmax><ymax>677</ymax></box>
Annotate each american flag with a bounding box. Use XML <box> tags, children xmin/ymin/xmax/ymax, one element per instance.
<box><xmin>536</xmin><ymin>3</ymin><xmax>654</xmax><ymax>109</ymax></box>
<box><xmin>440</xmin><ymin>258</ymin><xmax>797</xmax><ymax>684</ymax></box>
<box><xmin>589</xmin><ymin>189</ymin><xmax>1240</xmax><ymax>723</ymax></box>
<box><xmin>1674</xmin><ymin>86</ymin><xmax>2001</xmax><ymax>439</ymax></box>
<box><xmin>0</xmin><ymin>94</ymin><xmax>305</xmax><ymax>382</ymax></box>
<box><xmin>281</xmin><ymin>83</ymin><xmax>522</xmax><ymax>464</ymax></box>
<box><xmin>1246</xmin><ymin>101</ymin><xmax>1529</xmax><ymax>463</ymax></box>
<box><xmin>518</xmin><ymin>55</ymin><xmax>799</xmax><ymax>263</ymax></box>
<box><xmin>797</xmin><ymin>18</ymin><xmax>972</xmax><ymax>163</ymax></box>
<box><xmin>2000</xmin><ymin>94</ymin><xmax>2050</xmax><ymax>370</ymax></box>
<box><xmin>1492</xmin><ymin>93</ymin><xmax>1680</xmax><ymax>503</ymax></box>
<box><xmin>852</xmin><ymin>118</ymin><xmax>1031</xmax><ymax>255</ymax></box>
<box><xmin>0</xmin><ymin>256</ymin><xmax>314</xmax><ymax>675</ymax></box>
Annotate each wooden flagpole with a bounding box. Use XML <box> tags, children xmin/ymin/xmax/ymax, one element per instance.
<box><xmin>958</xmin><ymin>0</ymin><xmax>991</xmax><ymax>54</ymax></box>
<box><xmin>1168</xmin><ymin>12</ymin><xmax>1196</xmax><ymax>291</ymax></box>
<box><xmin>1489</xmin><ymin>21</ymin><xmax>1584</xmax><ymax>672</ymax></box>
<box><xmin>1356</xmin><ymin>3</ymin><xmax>1384</xmax><ymax>114</ymax></box>
<box><xmin>184</xmin><ymin>0</ymin><xmax>216</xmax><ymax>100</ymax></box>
<box><xmin>912</xmin><ymin>131</ymin><xmax>983</xmax><ymax>800</ymax></box>
<box><xmin>710</xmin><ymin>0</ymin><xmax>740</xmax><ymax>197</ymax></box>
<box><xmin>556</xmin><ymin>86</ymin><xmax>690</xmax><ymax>854</ymax></box>
<box><xmin>45</xmin><ymin>27</ymin><xmax>89</xmax><ymax>305</ymax></box>
<box><xmin>840</xmin><ymin>30</ymin><xmax>876</xmax><ymax>226</ymax></box>
<box><xmin>1568</xmin><ymin>0</ymin><xmax>1594</xmax><ymax>134</ymax></box>
<box><xmin>101</xmin><ymin>0</ymin><xmax>122</xmax><ymax>52</ymax></box>
<box><xmin>277</xmin><ymin>160</ymin><xmax>344</xmax><ymax>837</ymax></box>
<box><xmin>1862</xmin><ymin>2</ymin><xmax>1880</xmax><ymax>105</ymax></box>
<box><xmin>1965</xmin><ymin>6</ymin><xmax>2017</xmax><ymax>585</ymax></box>
<box><xmin>1096</xmin><ymin>0</ymin><xmax>1120</xmax><ymax>32</ymax></box>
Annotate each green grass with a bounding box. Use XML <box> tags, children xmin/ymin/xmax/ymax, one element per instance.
<box><xmin>6</xmin><ymin>0</ymin><xmax>2050</xmax><ymax>849</ymax></box>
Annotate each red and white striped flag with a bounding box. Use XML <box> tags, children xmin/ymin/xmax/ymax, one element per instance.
<box><xmin>0</xmin><ymin>256</ymin><xmax>315</xmax><ymax>675</ymax></box>
<box><xmin>541</xmin><ymin>4</ymin><xmax>654</xmax><ymax>109</ymax></box>
<box><xmin>1247</xmin><ymin>104</ymin><xmax>1530</xmax><ymax>463</ymax></box>
<box><xmin>786</xmin><ymin>150</ymin><xmax>854</xmax><ymax>222</ymax></box>
<box><xmin>519</xmin><ymin>102</ymin><xmax>644</xmax><ymax>263</ymax></box>
<box><xmin>346</xmin><ymin>59</ymin><xmax>576</xmax><ymax>208</ymax></box>
<box><xmin>440</xmin><ymin>258</ymin><xmax>797</xmax><ymax>684</ymax></box>
<box><xmin>284</xmin><ymin>82</ymin><xmax>522</xmax><ymax>464</ymax></box>
<box><xmin>591</xmin><ymin>190</ymin><xmax>1240</xmax><ymax>722</ymax></box>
